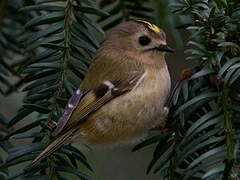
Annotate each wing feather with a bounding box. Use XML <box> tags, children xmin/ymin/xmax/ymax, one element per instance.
<box><xmin>59</xmin><ymin>70</ymin><xmax>145</xmax><ymax>134</ymax></box>
<box><xmin>52</xmin><ymin>88</ymin><xmax>84</xmax><ymax>136</ymax></box>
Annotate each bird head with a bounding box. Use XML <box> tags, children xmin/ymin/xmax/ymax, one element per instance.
<box><xmin>102</xmin><ymin>20</ymin><xmax>174</xmax><ymax>57</ymax></box>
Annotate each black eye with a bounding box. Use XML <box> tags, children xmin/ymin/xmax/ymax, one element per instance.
<box><xmin>139</xmin><ymin>36</ymin><xmax>151</xmax><ymax>46</ymax></box>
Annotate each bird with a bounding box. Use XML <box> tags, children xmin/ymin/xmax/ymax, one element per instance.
<box><xmin>26</xmin><ymin>20</ymin><xmax>173</xmax><ymax>170</ymax></box>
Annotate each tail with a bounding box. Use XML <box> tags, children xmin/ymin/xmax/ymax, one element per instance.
<box><xmin>25</xmin><ymin>128</ymin><xmax>77</xmax><ymax>171</ymax></box>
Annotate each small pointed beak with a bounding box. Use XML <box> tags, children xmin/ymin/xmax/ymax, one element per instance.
<box><xmin>158</xmin><ymin>44</ymin><xmax>174</xmax><ymax>53</ymax></box>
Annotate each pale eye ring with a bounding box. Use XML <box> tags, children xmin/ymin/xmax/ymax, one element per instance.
<box><xmin>139</xmin><ymin>36</ymin><xmax>151</xmax><ymax>46</ymax></box>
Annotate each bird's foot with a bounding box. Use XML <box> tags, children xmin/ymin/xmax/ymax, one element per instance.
<box><xmin>152</xmin><ymin>119</ymin><xmax>168</xmax><ymax>133</ymax></box>
<box><xmin>46</xmin><ymin>121</ymin><xmax>57</xmax><ymax>131</ymax></box>
<box><xmin>152</xmin><ymin>106</ymin><xmax>169</xmax><ymax>133</ymax></box>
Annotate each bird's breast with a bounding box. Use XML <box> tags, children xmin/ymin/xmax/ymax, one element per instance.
<box><xmin>79</xmin><ymin>67</ymin><xmax>171</xmax><ymax>145</ymax></box>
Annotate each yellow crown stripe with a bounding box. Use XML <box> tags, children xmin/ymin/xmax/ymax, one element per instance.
<box><xmin>136</xmin><ymin>20</ymin><xmax>160</xmax><ymax>33</ymax></box>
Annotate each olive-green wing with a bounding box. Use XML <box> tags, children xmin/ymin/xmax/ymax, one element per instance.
<box><xmin>54</xmin><ymin>70</ymin><xmax>145</xmax><ymax>136</ymax></box>
<box><xmin>53</xmin><ymin>55</ymin><xmax>144</xmax><ymax>136</ymax></box>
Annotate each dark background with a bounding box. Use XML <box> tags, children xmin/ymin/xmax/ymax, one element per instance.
<box><xmin>0</xmin><ymin>1</ymin><xmax>192</xmax><ymax>179</ymax></box>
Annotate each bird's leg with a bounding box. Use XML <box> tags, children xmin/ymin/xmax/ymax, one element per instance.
<box><xmin>152</xmin><ymin>106</ymin><xmax>169</xmax><ymax>133</ymax></box>
<box><xmin>46</xmin><ymin>121</ymin><xmax>58</xmax><ymax>131</ymax></box>
<box><xmin>154</xmin><ymin>69</ymin><xmax>192</xmax><ymax>133</ymax></box>
<box><xmin>152</xmin><ymin>119</ymin><xmax>168</xmax><ymax>133</ymax></box>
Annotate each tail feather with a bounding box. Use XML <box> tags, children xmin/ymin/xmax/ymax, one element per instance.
<box><xmin>25</xmin><ymin>128</ymin><xmax>77</xmax><ymax>171</ymax></box>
